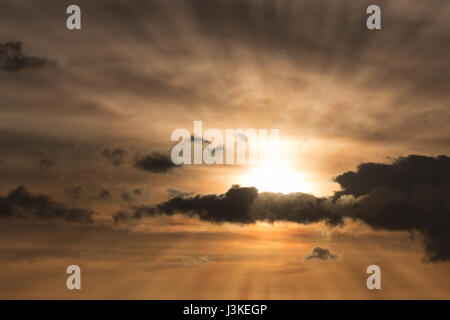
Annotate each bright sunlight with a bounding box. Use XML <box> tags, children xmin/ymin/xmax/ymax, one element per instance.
<box><xmin>239</xmin><ymin>161</ymin><xmax>311</xmax><ymax>194</ymax></box>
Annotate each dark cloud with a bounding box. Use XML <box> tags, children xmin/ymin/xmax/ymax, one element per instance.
<box><xmin>350</xmin><ymin>185</ymin><xmax>450</xmax><ymax>262</ymax></box>
<box><xmin>98</xmin><ymin>189</ymin><xmax>111</xmax><ymax>200</ymax></box>
<box><xmin>166</xmin><ymin>188</ymin><xmax>194</xmax><ymax>198</ymax></box>
<box><xmin>337</xmin><ymin>155</ymin><xmax>450</xmax><ymax>263</ymax></box>
<box><xmin>0</xmin><ymin>42</ymin><xmax>54</xmax><ymax>72</ymax></box>
<box><xmin>0</xmin><ymin>186</ymin><xmax>93</xmax><ymax>223</ymax></box>
<box><xmin>114</xmin><ymin>185</ymin><xmax>258</xmax><ymax>224</ymax></box>
<box><xmin>112</xmin><ymin>186</ymin><xmax>343</xmax><ymax>226</ymax></box>
<box><xmin>305</xmin><ymin>247</ymin><xmax>338</xmax><ymax>261</ymax></box>
<box><xmin>68</xmin><ymin>186</ymin><xmax>84</xmax><ymax>200</ymax></box>
<box><xmin>102</xmin><ymin>148</ymin><xmax>127</xmax><ymax>167</ymax></box>
<box><xmin>113</xmin><ymin>211</ymin><xmax>129</xmax><ymax>225</ymax></box>
<box><xmin>122</xmin><ymin>192</ymin><xmax>132</xmax><ymax>202</ymax></box>
<box><xmin>252</xmin><ymin>192</ymin><xmax>344</xmax><ymax>227</ymax></box>
<box><xmin>135</xmin><ymin>152</ymin><xmax>179</xmax><ymax>173</ymax></box>
<box><xmin>114</xmin><ymin>184</ymin><xmax>343</xmax><ymax>226</ymax></box>
<box><xmin>115</xmin><ymin>155</ymin><xmax>450</xmax><ymax>262</ymax></box>
<box><xmin>334</xmin><ymin>155</ymin><xmax>450</xmax><ymax>198</ymax></box>
<box><xmin>38</xmin><ymin>159</ymin><xmax>54</xmax><ymax>169</ymax></box>
<box><xmin>122</xmin><ymin>188</ymin><xmax>145</xmax><ymax>202</ymax></box>
<box><xmin>156</xmin><ymin>185</ymin><xmax>257</xmax><ymax>223</ymax></box>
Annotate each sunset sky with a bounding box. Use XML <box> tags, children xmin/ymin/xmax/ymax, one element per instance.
<box><xmin>0</xmin><ymin>0</ymin><xmax>449</xmax><ymax>299</ymax></box>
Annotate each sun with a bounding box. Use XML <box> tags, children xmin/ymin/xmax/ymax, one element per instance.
<box><xmin>239</xmin><ymin>161</ymin><xmax>311</xmax><ymax>194</ymax></box>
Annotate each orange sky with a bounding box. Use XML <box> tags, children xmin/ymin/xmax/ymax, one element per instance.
<box><xmin>0</xmin><ymin>0</ymin><xmax>449</xmax><ymax>299</ymax></box>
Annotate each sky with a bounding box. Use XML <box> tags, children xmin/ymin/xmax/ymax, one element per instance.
<box><xmin>0</xmin><ymin>0</ymin><xmax>449</xmax><ymax>299</ymax></box>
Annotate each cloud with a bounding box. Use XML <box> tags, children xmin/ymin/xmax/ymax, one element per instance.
<box><xmin>156</xmin><ymin>185</ymin><xmax>257</xmax><ymax>223</ymax></box>
<box><xmin>114</xmin><ymin>155</ymin><xmax>450</xmax><ymax>262</ymax></box>
<box><xmin>102</xmin><ymin>148</ymin><xmax>127</xmax><ymax>167</ymax></box>
<box><xmin>98</xmin><ymin>189</ymin><xmax>111</xmax><ymax>200</ymax></box>
<box><xmin>116</xmin><ymin>187</ymin><xmax>343</xmax><ymax>226</ymax></box>
<box><xmin>189</xmin><ymin>0</ymin><xmax>450</xmax><ymax>98</ymax></box>
<box><xmin>334</xmin><ymin>155</ymin><xmax>450</xmax><ymax>198</ymax></box>
<box><xmin>39</xmin><ymin>159</ymin><xmax>54</xmax><ymax>168</ymax></box>
<box><xmin>122</xmin><ymin>193</ymin><xmax>132</xmax><ymax>201</ymax></box>
<box><xmin>0</xmin><ymin>186</ymin><xmax>94</xmax><ymax>223</ymax></box>
<box><xmin>166</xmin><ymin>188</ymin><xmax>194</xmax><ymax>198</ymax></box>
<box><xmin>337</xmin><ymin>155</ymin><xmax>450</xmax><ymax>263</ymax></box>
<box><xmin>114</xmin><ymin>185</ymin><xmax>258</xmax><ymax>224</ymax></box>
<box><xmin>68</xmin><ymin>186</ymin><xmax>84</xmax><ymax>200</ymax></box>
<box><xmin>252</xmin><ymin>192</ymin><xmax>345</xmax><ymax>227</ymax></box>
<box><xmin>122</xmin><ymin>188</ymin><xmax>145</xmax><ymax>202</ymax></box>
<box><xmin>305</xmin><ymin>247</ymin><xmax>338</xmax><ymax>261</ymax></box>
<box><xmin>134</xmin><ymin>152</ymin><xmax>180</xmax><ymax>173</ymax></box>
<box><xmin>0</xmin><ymin>42</ymin><xmax>54</xmax><ymax>72</ymax></box>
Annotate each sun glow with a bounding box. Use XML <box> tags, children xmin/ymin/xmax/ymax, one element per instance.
<box><xmin>240</xmin><ymin>161</ymin><xmax>311</xmax><ymax>194</ymax></box>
